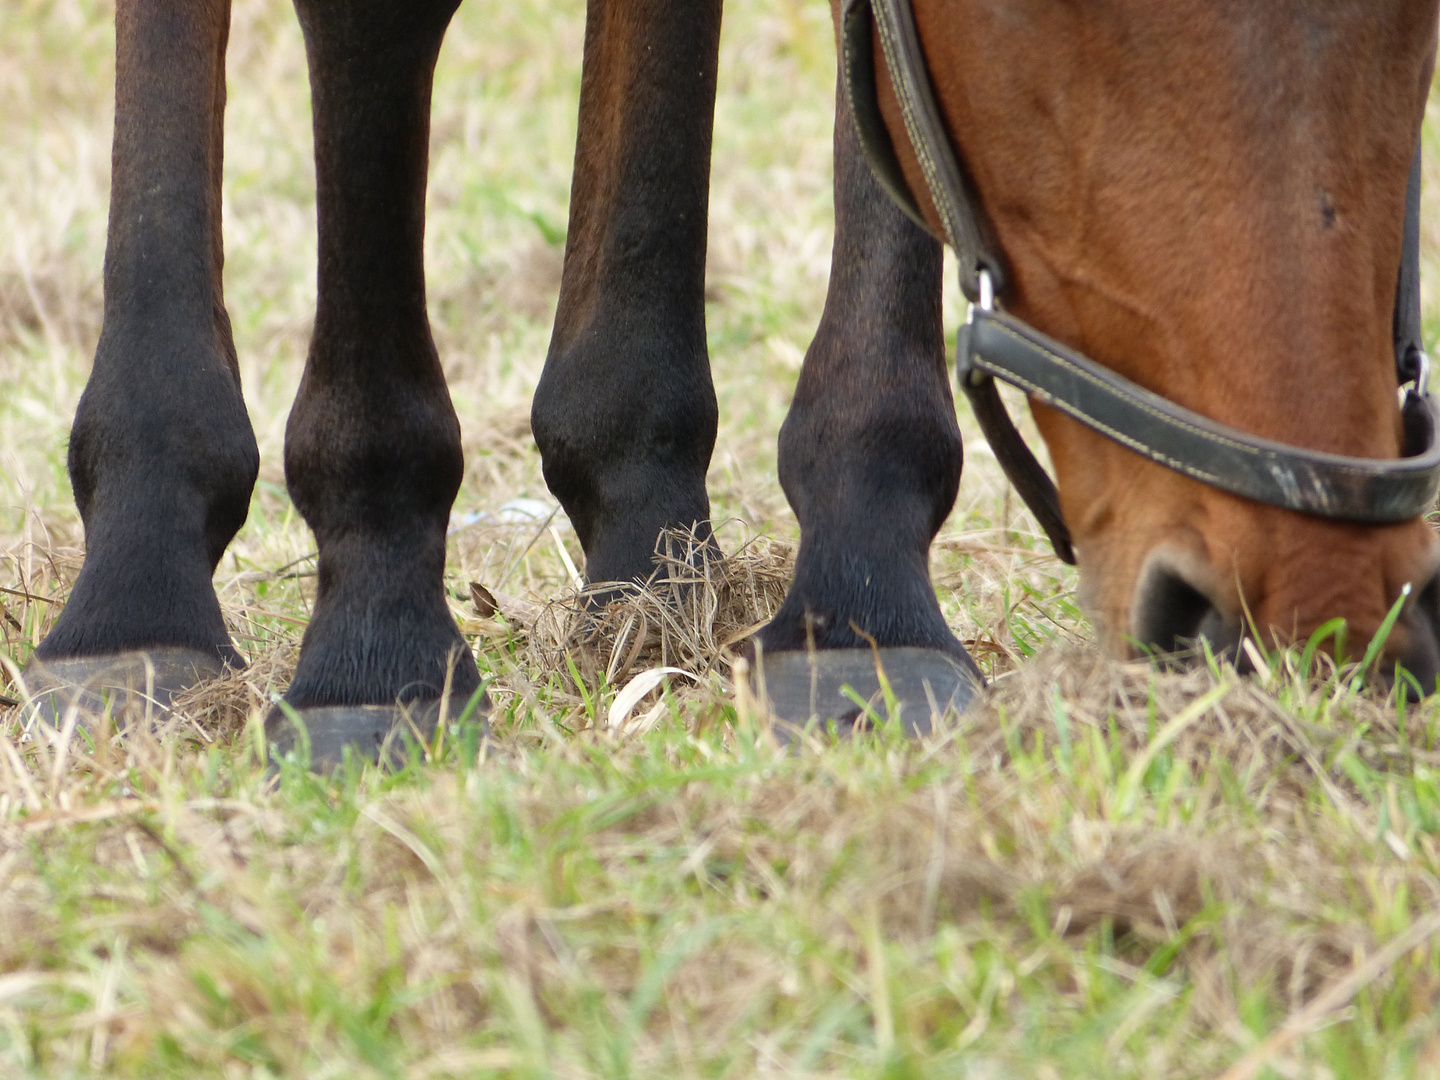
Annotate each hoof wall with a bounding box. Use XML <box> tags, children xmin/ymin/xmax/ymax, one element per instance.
<box><xmin>752</xmin><ymin>647</ymin><xmax>982</xmax><ymax>741</ymax></box>
<box><xmin>265</xmin><ymin>694</ymin><xmax>490</xmax><ymax>773</ymax></box>
<box><xmin>16</xmin><ymin>649</ymin><xmax>226</xmax><ymax>728</ymax></box>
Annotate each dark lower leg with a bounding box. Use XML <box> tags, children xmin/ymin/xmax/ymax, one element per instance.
<box><xmin>757</xmin><ymin>79</ymin><xmax>969</xmax><ymax>662</ymax></box>
<box><xmin>37</xmin><ymin>0</ymin><xmax>257</xmax><ymax>666</ymax></box>
<box><xmin>281</xmin><ymin>0</ymin><xmax>477</xmax><ymax>709</ymax></box>
<box><xmin>531</xmin><ymin>0</ymin><xmax>722</xmax><ymax>586</ymax></box>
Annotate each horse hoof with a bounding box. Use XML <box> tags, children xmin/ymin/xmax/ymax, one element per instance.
<box><xmin>264</xmin><ymin>694</ymin><xmax>490</xmax><ymax>773</ymax></box>
<box><xmin>16</xmin><ymin>649</ymin><xmax>226</xmax><ymax>728</ymax></box>
<box><xmin>751</xmin><ymin>647</ymin><xmax>982</xmax><ymax>741</ymax></box>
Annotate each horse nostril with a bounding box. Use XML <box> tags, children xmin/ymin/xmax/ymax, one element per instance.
<box><xmin>1393</xmin><ymin>571</ymin><xmax>1440</xmax><ymax>696</ymax></box>
<box><xmin>1131</xmin><ymin>562</ymin><xmax>1238</xmax><ymax>659</ymax></box>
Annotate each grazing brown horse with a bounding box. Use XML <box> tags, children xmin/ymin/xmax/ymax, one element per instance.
<box><xmin>18</xmin><ymin>0</ymin><xmax>1440</xmax><ymax>760</ymax></box>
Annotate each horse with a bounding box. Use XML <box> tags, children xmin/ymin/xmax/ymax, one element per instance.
<box><xmin>18</xmin><ymin>0</ymin><xmax>1440</xmax><ymax>763</ymax></box>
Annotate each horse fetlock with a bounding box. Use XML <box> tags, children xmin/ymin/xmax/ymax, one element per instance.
<box><xmin>69</xmin><ymin>414</ymin><xmax>257</xmax><ymax>530</ymax></box>
<box><xmin>548</xmin><ymin>456</ymin><xmax>713</xmax><ymax>586</ymax></box>
<box><xmin>70</xmin><ymin>333</ymin><xmax>257</xmax><ymax>537</ymax></box>
<box><xmin>587</xmin><ymin>492</ymin><xmax>715</xmax><ymax>588</ymax></box>
<box><xmin>778</xmin><ymin>399</ymin><xmax>962</xmax><ymax>541</ymax></box>
<box><xmin>532</xmin><ymin>342</ymin><xmax>716</xmax><ymax>583</ymax></box>
<box><xmin>532</xmin><ymin>337</ymin><xmax>717</xmax><ymax>474</ymax></box>
<box><xmin>284</xmin><ymin>385</ymin><xmax>463</xmax><ymax>533</ymax></box>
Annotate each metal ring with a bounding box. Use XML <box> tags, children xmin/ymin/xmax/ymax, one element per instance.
<box><xmin>966</xmin><ymin>268</ymin><xmax>994</xmax><ymax>325</ymax></box>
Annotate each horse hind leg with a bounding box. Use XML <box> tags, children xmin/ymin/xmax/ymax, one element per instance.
<box><xmin>25</xmin><ymin>0</ymin><xmax>259</xmax><ymax>722</ymax></box>
<box><xmin>753</xmin><ymin>78</ymin><xmax>982</xmax><ymax>735</ymax></box>
<box><xmin>268</xmin><ymin>0</ymin><xmax>481</xmax><ymax>767</ymax></box>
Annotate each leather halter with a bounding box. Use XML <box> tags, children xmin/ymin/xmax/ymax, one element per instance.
<box><xmin>841</xmin><ymin>0</ymin><xmax>1440</xmax><ymax>566</ymax></box>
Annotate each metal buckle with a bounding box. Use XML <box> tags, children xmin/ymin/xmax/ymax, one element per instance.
<box><xmin>1400</xmin><ymin>346</ymin><xmax>1431</xmax><ymax>408</ymax></box>
<box><xmin>959</xmin><ymin>268</ymin><xmax>996</xmax><ymax>387</ymax></box>
<box><xmin>966</xmin><ymin>267</ymin><xmax>994</xmax><ymax>326</ymax></box>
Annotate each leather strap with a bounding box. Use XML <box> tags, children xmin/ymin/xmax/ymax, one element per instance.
<box><xmin>841</xmin><ymin>0</ymin><xmax>1440</xmax><ymax>558</ymax></box>
<box><xmin>841</xmin><ymin>0</ymin><xmax>930</xmax><ymax>235</ymax></box>
<box><xmin>959</xmin><ymin>309</ymin><xmax>1440</xmax><ymax>525</ymax></box>
<box><xmin>955</xmin><ymin>326</ymin><xmax>1076</xmax><ymax>562</ymax></box>
<box><xmin>1396</xmin><ymin>143</ymin><xmax>1428</xmax><ymax>394</ymax></box>
<box><xmin>842</xmin><ymin>0</ymin><xmax>1005</xmax><ymax>299</ymax></box>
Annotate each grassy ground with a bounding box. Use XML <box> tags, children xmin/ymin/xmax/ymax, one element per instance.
<box><xmin>2</xmin><ymin>1</ymin><xmax>1440</xmax><ymax>1076</ymax></box>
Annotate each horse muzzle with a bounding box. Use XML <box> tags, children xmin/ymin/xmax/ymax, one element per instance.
<box><xmin>1128</xmin><ymin>539</ymin><xmax>1440</xmax><ymax>693</ymax></box>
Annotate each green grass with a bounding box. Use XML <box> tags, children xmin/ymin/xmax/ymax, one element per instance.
<box><xmin>3</xmin><ymin>0</ymin><xmax>1440</xmax><ymax>1077</ymax></box>
<box><xmin>5</xmin><ymin>653</ymin><xmax>1440</xmax><ymax>1078</ymax></box>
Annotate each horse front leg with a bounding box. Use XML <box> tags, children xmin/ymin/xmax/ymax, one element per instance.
<box><xmin>531</xmin><ymin>0</ymin><xmax>723</xmax><ymax>588</ymax></box>
<box><xmin>753</xmin><ymin>78</ymin><xmax>982</xmax><ymax>732</ymax></box>
<box><xmin>26</xmin><ymin>0</ymin><xmax>259</xmax><ymax>716</ymax></box>
<box><xmin>268</xmin><ymin>0</ymin><xmax>479</xmax><ymax>762</ymax></box>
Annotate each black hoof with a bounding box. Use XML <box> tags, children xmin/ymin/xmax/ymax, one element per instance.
<box><xmin>16</xmin><ymin>649</ymin><xmax>227</xmax><ymax>728</ymax></box>
<box><xmin>751</xmin><ymin>647</ymin><xmax>982</xmax><ymax>741</ymax></box>
<box><xmin>264</xmin><ymin>692</ymin><xmax>489</xmax><ymax>773</ymax></box>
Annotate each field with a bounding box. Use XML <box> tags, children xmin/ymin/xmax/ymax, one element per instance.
<box><xmin>3</xmin><ymin>1</ymin><xmax>1440</xmax><ymax>1076</ymax></box>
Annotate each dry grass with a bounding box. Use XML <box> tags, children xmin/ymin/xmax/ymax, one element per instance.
<box><xmin>524</xmin><ymin>524</ymin><xmax>792</xmax><ymax>686</ymax></box>
<box><xmin>2</xmin><ymin>0</ymin><xmax>1440</xmax><ymax>1077</ymax></box>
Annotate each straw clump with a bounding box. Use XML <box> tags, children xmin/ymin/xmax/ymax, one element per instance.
<box><xmin>523</xmin><ymin>523</ymin><xmax>792</xmax><ymax>690</ymax></box>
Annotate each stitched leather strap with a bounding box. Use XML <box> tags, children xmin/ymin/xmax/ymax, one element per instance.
<box><xmin>955</xmin><ymin>327</ymin><xmax>1076</xmax><ymax>563</ymax></box>
<box><xmin>841</xmin><ymin>0</ymin><xmax>930</xmax><ymax>234</ymax></box>
<box><xmin>960</xmin><ymin>309</ymin><xmax>1440</xmax><ymax>524</ymax></box>
<box><xmin>843</xmin><ymin>0</ymin><xmax>1005</xmax><ymax>299</ymax></box>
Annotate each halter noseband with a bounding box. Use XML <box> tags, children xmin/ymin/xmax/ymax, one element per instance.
<box><xmin>842</xmin><ymin>0</ymin><xmax>1440</xmax><ymax>566</ymax></box>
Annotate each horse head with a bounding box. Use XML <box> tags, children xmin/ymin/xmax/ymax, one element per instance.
<box><xmin>881</xmin><ymin>0</ymin><xmax>1440</xmax><ymax>681</ymax></box>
